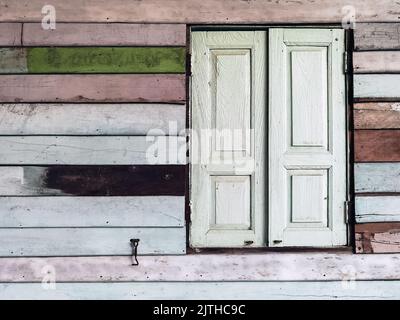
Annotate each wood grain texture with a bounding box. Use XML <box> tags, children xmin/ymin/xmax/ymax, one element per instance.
<box><xmin>353</xmin><ymin>52</ymin><xmax>400</xmax><ymax>74</ymax></box>
<box><xmin>0</xmin><ymin>136</ymin><xmax>186</xmax><ymax>165</ymax></box>
<box><xmin>0</xmin><ymin>48</ymin><xmax>27</xmax><ymax>73</ymax></box>
<box><xmin>354</xmin><ymin>103</ymin><xmax>400</xmax><ymax>129</ymax></box>
<box><xmin>2</xmin><ymin>253</ymin><xmax>400</xmax><ymax>282</ymax></box>
<box><xmin>0</xmin><ymin>196</ymin><xmax>184</xmax><ymax>227</ymax></box>
<box><xmin>355</xmin><ymin>130</ymin><xmax>400</xmax><ymax>162</ymax></box>
<box><xmin>0</xmin><ymin>166</ymin><xmax>186</xmax><ymax>196</ymax></box>
<box><xmin>355</xmin><ymin>23</ymin><xmax>400</xmax><ymax>50</ymax></box>
<box><xmin>23</xmin><ymin>23</ymin><xmax>186</xmax><ymax>46</ymax></box>
<box><xmin>2</xmin><ymin>281</ymin><xmax>400</xmax><ymax>300</ymax></box>
<box><xmin>356</xmin><ymin>223</ymin><xmax>400</xmax><ymax>253</ymax></box>
<box><xmin>0</xmin><ymin>23</ymin><xmax>21</xmax><ymax>45</ymax></box>
<box><xmin>0</xmin><ymin>104</ymin><xmax>185</xmax><ymax>135</ymax></box>
<box><xmin>354</xmin><ymin>75</ymin><xmax>400</xmax><ymax>100</ymax></box>
<box><xmin>0</xmin><ymin>1</ymin><xmax>398</xmax><ymax>23</ymax></box>
<box><xmin>356</xmin><ymin>196</ymin><xmax>400</xmax><ymax>223</ymax></box>
<box><xmin>0</xmin><ymin>227</ymin><xmax>186</xmax><ymax>256</ymax></box>
<box><xmin>24</xmin><ymin>47</ymin><xmax>186</xmax><ymax>73</ymax></box>
<box><xmin>355</xmin><ymin>163</ymin><xmax>400</xmax><ymax>193</ymax></box>
<box><xmin>0</xmin><ymin>75</ymin><xmax>185</xmax><ymax>103</ymax></box>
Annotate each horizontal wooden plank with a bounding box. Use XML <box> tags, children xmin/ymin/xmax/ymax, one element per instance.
<box><xmin>354</xmin><ymin>102</ymin><xmax>400</xmax><ymax>129</ymax></box>
<box><xmin>0</xmin><ymin>1</ymin><xmax>398</xmax><ymax>23</ymax></box>
<box><xmin>1</xmin><ymin>281</ymin><xmax>400</xmax><ymax>300</ymax></box>
<box><xmin>0</xmin><ymin>165</ymin><xmax>185</xmax><ymax>196</ymax></box>
<box><xmin>353</xmin><ymin>52</ymin><xmax>400</xmax><ymax>73</ymax></box>
<box><xmin>23</xmin><ymin>23</ymin><xmax>186</xmax><ymax>46</ymax></box>
<box><xmin>355</xmin><ymin>23</ymin><xmax>400</xmax><ymax>51</ymax></box>
<box><xmin>0</xmin><ymin>49</ymin><xmax>26</xmax><ymax>73</ymax></box>
<box><xmin>356</xmin><ymin>223</ymin><xmax>400</xmax><ymax>253</ymax></box>
<box><xmin>0</xmin><ymin>227</ymin><xmax>186</xmax><ymax>256</ymax></box>
<box><xmin>0</xmin><ymin>136</ymin><xmax>186</xmax><ymax>165</ymax></box>
<box><xmin>0</xmin><ymin>104</ymin><xmax>185</xmax><ymax>135</ymax></box>
<box><xmin>354</xmin><ymin>75</ymin><xmax>400</xmax><ymax>100</ymax></box>
<box><xmin>0</xmin><ymin>196</ymin><xmax>184</xmax><ymax>228</ymax></box>
<box><xmin>0</xmin><ymin>23</ymin><xmax>21</xmax><ymax>46</ymax></box>
<box><xmin>356</xmin><ymin>196</ymin><xmax>400</xmax><ymax>223</ymax></box>
<box><xmin>355</xmin><ymin>163</ymin><xmax>400</xmax><ymax>193</ymax></box>
<box><xmin>4</xmin><ymin>47</ymin><xmax>184</xmax><ymax>74</ymax></box>
<box><xmin>2</xmin><ymin>253</ymin><xmax>400</xmax><ymax>282</ymax></box>
<box><xmin>355</xmin><ymin>130</ymin><xmax>400</xmax><ymax>162</ymax></box>
<box><xmin>0</xmin><ymin>75</ymin><xmax>185</xmax><ymax>103</ymax></box>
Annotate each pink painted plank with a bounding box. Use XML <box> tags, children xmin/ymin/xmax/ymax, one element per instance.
<box><xmin>0</xmin><ymin>253</ymin><xmax>399</xmax><ymax>282</ymax></box>
<box><xmin>0</xmin><ymin>0</ymin><xmax>398</xmax><ymax>23</ymax></box>
<box><xmin>0</xmin><ymin>23</ymin><xmax>22</xmax><ymax>45</ymax></box>
<box><xmin>23</xmin><ymin>23</ymin><xmax>186</xmax><ymax>46</ymax></box>
<box><xmin>0</xmin><ymin>75</ymin><xmax>185</xmax><ymax>103</ymax></box>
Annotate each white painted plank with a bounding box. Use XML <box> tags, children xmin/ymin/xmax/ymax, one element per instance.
<box><xmin>354</xmin><ymin>74</ymin><xmax>400</xmax><ymax>99</ymax></box>
<box><xmin>0</xmin><ymin>104</ymin><xmax>185</xmax><ymax>135</ymax></box>
<box><xmin>0</xmin><ymin>196</ymin><xmax>184</xmax><ymax>228</ymax></box>
<box><xmin>1</xmin><ymin>253</ymin><xmax>400</xmax><ymax>282</ymax></box>
<box><xmin>0</xmin><ymin>281</ymin><xmax>400</xmax><ymax>300</ymax></box>
<box><xmin>356</xmin><ymin>196</ymin><xmax>400</xmax><ymax>223</ymax></box>
<box><xmin>0</xmin><ymin>136</ymin><xmax>186</xmax><ymax>165</ymax></box>
<box><xmin>355</xmin><ymin>163</ymin><xmax>400</xmax><ymax>193</ymax></box>
<box><xmin>0</xmin><ymin>227</ymin><xmax>186</xmax><ymax>256</ymax></box>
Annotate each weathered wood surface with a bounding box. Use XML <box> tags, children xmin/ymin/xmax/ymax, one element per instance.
<box><xmin>353</xmin><ymin>52</ymin><xmax>400</xmax><ymax>74</ymax></box>
<box><xmin>0</xmin><ymin>75</ymin><xmax>185</xmax><ymax>103</ymax></box>
<box><xmin>354</xmin><ymin>103</ymin><xmax>400</xmax><ymax>129</ymax></box>
<box><xmin>23</xmin><ymin>23</ymin><xmax>186</xmax><ymax>46</ymax></box>
<box><xmin>0</xmin><ymin>47</ymin><xmax>185</xmax><ymax>73</ymax></box>
<box><xmin>354</xmin><ymin>75</ymin><xmax>400</xmax><ymax>100</ymax></box>
<box><xmin>0</xmin><ymin>227</ymin><xmax>186</xmax><ymax>256</ymax></box>
<box><xmin>0</xmin><ymin>166</ymin><xmax>186</xmax><ymax>196</ymax></box>
<box><xmin>0</xmin><ymin>48</ymin><xmax>26</xmax><ymax>73</ymax></box>
<box><xmin>1</xmin><ymin>253</ymin><xmax>400</xmax><ymax>282</ymax></box>
<box><xmin>356</xmin><ymin>196</ymin><xmax>400</xmax><ymax>223</ymax></box>
<box><xmin>0</xmin><ymin>1</ymin><xmax>398</xmax><ymax>23</ymax></box>
<box><xmin>0</xmin><ymin>196</ymin><xmax>184</xmax><ymax>228</ymax></box>
<box><xmin>0</xmin><ymin>136</ymin><xmax>186</xmax><ymax>165</ymax></box>
<box><xmin>355</xmin><ymin>163</ymin><xmax>400</xmax><ymax>193</ymax></box>
<box><xmin>0</xmin><ymin>23</ymin><xmax>21</xmax><ymax>46</ymax></box>
<box><xmin>0</xmin><ymin>104</ymin><xmax>185</xmax><ymax>135</ymax></box>
<box><xmin>1</xmin><ymin>281</ymin><xmax>400</xmax><ymax>300</ymax></box>
<box><xmin>355</xmin><ymin>23</ymin><xmax>400</xmax><ymax>51</ymax></box>
<box><xmin>356</xmin><ymin>223</ymin><xmax>400</xmax><ymax>253</ymax></box>
<box><xmin>355</xmin><ymin>130</ymin><xmax>400</xmax><ymax>162</ymax></box>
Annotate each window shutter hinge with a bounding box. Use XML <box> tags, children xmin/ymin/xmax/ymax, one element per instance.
<box><xmin>344</xmin><ymin>51</ymin><xmax>349</xmax><ymax>74</ymax></box>
<box><xmin>344</xmin><ymin>201</ymin><xmax>351</xmax><ymax>223</ymax></box>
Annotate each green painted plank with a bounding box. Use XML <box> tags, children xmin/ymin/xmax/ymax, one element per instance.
<box><xmin>0</xmin><ymin>48</ymin><xmax>27</xmax><ymax>73</ymax></box>
<box><xmin>26</xmin><ymin>47</ymin><xmax>185</xmax><ymax>73</ymax></box>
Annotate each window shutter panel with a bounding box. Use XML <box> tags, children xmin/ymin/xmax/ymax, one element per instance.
<box><xmin>190</xmin><ymin>31</ymin><xmax>266</xmax><ymax>247</ymax></box>
<box><xmin>269</xmin><ymin>29</ymin><xmax>348</xmax><ymax>247</ymax></box>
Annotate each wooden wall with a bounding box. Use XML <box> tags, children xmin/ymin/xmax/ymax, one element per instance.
<box><xmin>354</xmin><ymin>24</ymin><xmax>400</xmax><ymax>253</ymax></box>
<box><xmin>0</xmin><ymin>22</ymin><xmax>187</xmax><ymax>256</ymax></box>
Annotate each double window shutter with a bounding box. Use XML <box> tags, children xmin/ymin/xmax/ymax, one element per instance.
<box><xmin>191</xmin><ymin>29</ymin><xmax>347</xmax><ymax>248</ymax></box>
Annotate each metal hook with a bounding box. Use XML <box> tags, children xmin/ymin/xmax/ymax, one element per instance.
<box><xmin>130</xmin><ymin>239</ymin><xmax>140</xmax><ymax>266</ymax></box>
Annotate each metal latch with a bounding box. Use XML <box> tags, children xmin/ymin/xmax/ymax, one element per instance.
<box><xmin>130</xmin><ymin>239</ymin><xmax>140</xmax><ymax>266</ymax></box>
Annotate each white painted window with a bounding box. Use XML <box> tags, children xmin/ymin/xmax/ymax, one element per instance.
<box><xmin>190</xmin><ymin>29</ymin><xmax>348</xmax><ymax>248</ymax></box>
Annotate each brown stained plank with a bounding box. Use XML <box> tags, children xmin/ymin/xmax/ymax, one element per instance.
<box><xmin>353</xmin><ymin>52</ymin><xmax>400</xmax><ymax>74</ymax></box>
<box><xmin>0</xmin><ymin>23</ymin><xmax>21</xmax><ymax>46</ymax></box>
<box><xmin>354</xmin><ymin>103</ymin><xmax>400</xmax><ymax>129</ymax></box>
<box><xmin>355</xmin><ymin>23</ymin><xmax>400</xmax><ymax>51</ymax></box>
<box><xmin>0</xmin><ymin>75</ymin><xmax>185</xmax><ymax>103</ymax></box>
<box><xmin>0</xmin><ymin>166</ymin><xmax>185</xmax><ymax>196</ymax></box>
<box><xmin>23</xmin><ymin>23</ymin><xmax>186</xmax><ymax>46</ymax></box>
<box><xmin>356</xmin><ymin>223</ymin><xmax>400</xmax><ymax>253</ymax></box>
<box><xmin>43</xmin><ymin>165</ymin><xmax>186</xmax><ymax>196</ymax></box>
<box><xmin>0</xmin><ymin>1</ymin><xmax>399</xmax><ymax>23</ymax></box>
<box><xmin>354</xmin><ymin>130</ymin><xmax>400</xmax><ymax>162</ymax></box>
